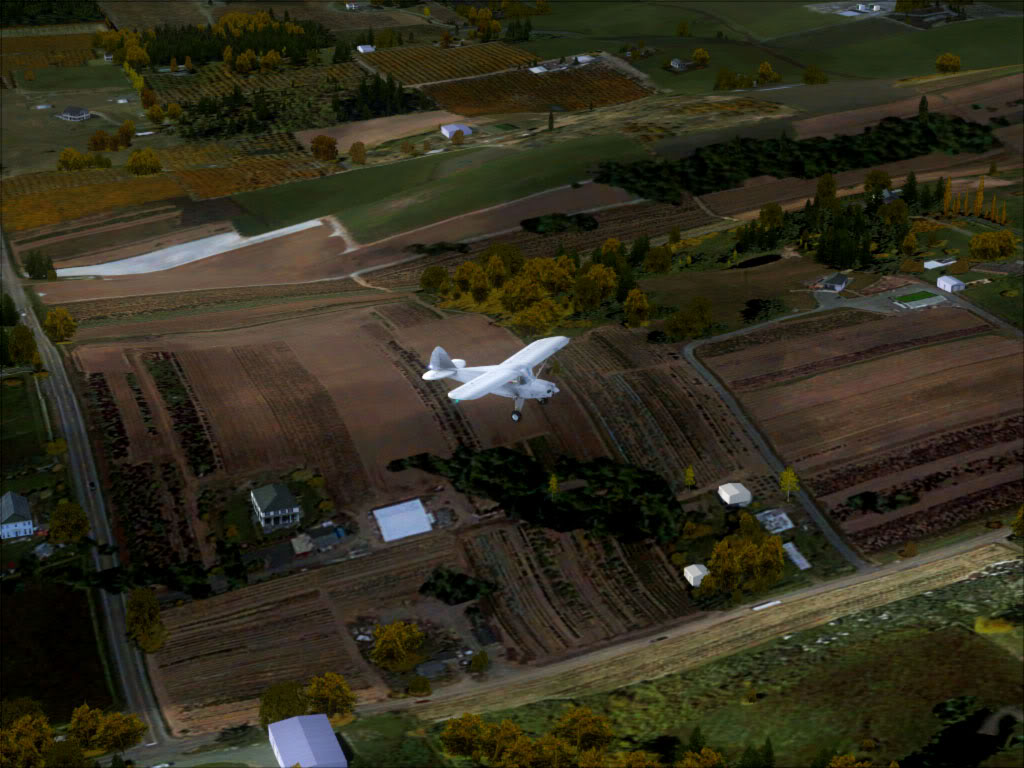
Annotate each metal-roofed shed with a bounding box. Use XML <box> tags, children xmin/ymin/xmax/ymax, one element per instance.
<box><xmin>373</xmin><ymin>499</ymin><xmax>433</xmax><ymax>542</ymax></box>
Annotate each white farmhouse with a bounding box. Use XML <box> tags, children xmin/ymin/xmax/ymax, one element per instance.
<box><xmin>251</xmin><ymin>483</ymin><xmax>302</xmax><ymax>534</ymax></box>
<box><xmin>683</xmin><ymin>563</ymin><xmax>708</xmax><ymax>588</ymax></box>
<box><xmin>373</xmin><ymin>499</ymin><xmax>433</xmax><ymax>542</ymax></box>
<box><xmin>268</xmin><ymin>714</ymin><xmax>347</xmax><ymax>768</ymax></box>
<box><xmin>718</xmin><ymin>482</ymin><xmax>752</xmax><ymax>507</ymax></box>
<box><xmin>56</xmin><ymin>106</ymin><xmax>90</xmax><ymax>122</ymax></box>
<box><xmin>356</xmin><ymin>44</ymin><xmax>375</xmax><ymax>54</ymax></box>
<box><xmin>1</xmin><ymin>492</ymin><xmax>34</xmax><ymax>540</ymax></box>
<box><xmin>937</xmin><ymin>275</ymin><xmax>966</xmax><ymax>292</ymax></box>
<box><xmin>440</xmin><ymin>122</ymin><xmax>473</xmax><ymax>139</ymax></box>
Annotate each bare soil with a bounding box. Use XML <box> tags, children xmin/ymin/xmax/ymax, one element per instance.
<box><xmin>295</xmin><ymin>111</ymin><xmax>469</xmax><ymax>151</ymax></box>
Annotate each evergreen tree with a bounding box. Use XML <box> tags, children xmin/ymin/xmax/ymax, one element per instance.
<box><xmin>688</xmin><ymin>726</ymin><xmax>706</xmax><ymax>752</ymax></box>
<box><xmin>919</xmin><ymin>94</ymin><xmax>929</xmax><ymax>120</ymax></box>
<box><xmin>902</xmin><ymin>170</ymin><xmax>918</xmax><ymax>212</ymax></box>
<box><xmin>761</xmin><ymin>736</ymin><xmax>775</xmax><ymax>768</ymax></box>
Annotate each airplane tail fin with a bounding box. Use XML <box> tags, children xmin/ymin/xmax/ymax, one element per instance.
<box><xmin>429</xmin><ymin>346</ymin><xmax>454</xmax><ymax>370</ymax></box>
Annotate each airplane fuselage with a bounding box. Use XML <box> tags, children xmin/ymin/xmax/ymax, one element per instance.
<box><xmin>451</xmin><ymin>365</ymin><xmax>559</xmax><ymax>400</ymax></box>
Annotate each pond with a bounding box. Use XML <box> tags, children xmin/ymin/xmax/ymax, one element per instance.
<box><xmin>731</xmin><ymin>253</ymin><xmax>782</xmax><ymax>269</ymax></box>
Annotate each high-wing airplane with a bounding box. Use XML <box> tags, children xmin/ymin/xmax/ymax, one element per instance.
<box><xmin>422</xmin><ymin>336</ymin><xmax>570</xmax><ymax>422</ymax></box>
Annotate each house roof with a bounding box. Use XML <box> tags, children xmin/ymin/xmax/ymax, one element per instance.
<box><xmin>1</xmin><ymin>492</ymin><xmax>31</xmax><ymax>525</ymax></box>
<box><xmin>251</xmin><ymin>483</ymin><xmax>298</xmax><ymax>514</ymax></box>
<box><xmin>372</xmin><ymin>499</ymin><xmax>432</xmax><ymax>542</ymax></box>
<box><xmin>61</xmin><ymin>106</ymin><xmax>89</xmax><ymax>116</ymax></box>
<box><xmin>291</xmin><ymin>533</ymin><xmax>315</xmax><ymax>555</ymax></box>
<box><xmin>718</xmin><ymin>482</ymin><xmax>752</xmax><ymax>502</ymax></box>
<box><xmin>683</xmin><ymin>564</ymin><xmax>708</xmax><ymax>576</ymax></box>
<box><xmin>268</xmin><ymin>714</ymin><xmax>347</xmax><ymax>768</ymax></box>
<box><xmin>824</xmin><ymin>273</ymin><xmax>848</xmax><ymax>285</ymax></box>
<box><xmin>441</xmin><ymin>122</ymin><xmax>472</xmax><ymax>135</ymax></box>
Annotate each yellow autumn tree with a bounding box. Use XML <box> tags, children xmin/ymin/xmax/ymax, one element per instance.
<box><xmin>166</xmin><ymin>102</ymin><xmax>183</xmax><ymax>120</ymax></box>
<box><xmin>370</xmin><ymin>620</ymin><xmax>425</xmax><ymax>671</ymax></box>
<box><xmin>692</xmin><ymin>47</ymin><xmax>710</xmax><ymax>67</ymax></box>
<box><xmin>126</xmin><ymin>587</ymin><xmax>168</xmax><ymax>653</ymax></box>
<box><xmin>974</xmin><ymin>176</ymin><xmax>985</xmax><ymax>216</ymax></box>
<box><xmin>942</xmin><ymin>176</ymin><xmax>952</xmax><ymax>217</ymax></box>
<box><xmin>126</xmin><ymin>148</ymin><xmax>162</xmax><ymax>175</ymax></box>
<box><xmin>305</xmin><ymin>672</ymin><xmax>356</xmax><ymax>718</ymax></box>
<box><xmin>623</xmin><ymin>288</ymin><xmax>650</xmax><ymax>327</ymax></box>
<box><xmin>48</xmin><ymin>499</ymin><xmax>89</xmax><ymax>543</ymax></box>
<box><xmin>512</xmin><ymin>298</ymin><xmax>561</xmax><ymax>335</ymax></box>
<box><xmin>935</xmin><ymin>52</ymin><xmax>961</xmax><ymax>73</ymax></box>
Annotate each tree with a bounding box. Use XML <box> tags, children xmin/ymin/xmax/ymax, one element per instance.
<box><xmin>758</xmin><ymin>202</ymin><xmax>784</xmax><ymax>230</ymax></box>
<box><xmin>440</xmin><ymin>713</ymin><xmax>488</xmax><ymax>760</ymax></box>
<box><xmin>803</xmin><ymin>64</ymin><xmax>828</xmax><ymax>84</ymax></box>
<box><xmin>57</xmin><ymin>147</ymin><xmax>86</xmax><ymax>171</ymax></box>
<box><xmin>125</xmin><ymin>587</ymin><xmax>168</xmax><ymax>652</ymax></box>
<box><xmin>260</xmin><ymin>49</ymin><xmax>283</xmax><ymax>72</ymax></box>
<box><xmin>118</xmin><ymin>119</ymin><xmax>135</xmax><ymax>147</ymax></box>
<box><xmin>900</xmin><ymin>540</ymin><xmax>918</xmax><ymax>558</ymax></box>
<box><xmin>9</xmin><ymin>324</ymin><xmax>37</xmax><ymax>365</ymax></box>
<box><xmin>184</xmin><ymin>54</ymin><xmax>194</xmax><ymax>72</ymax></box>
<box><xmin>918</xmin><ymin>94</ymin><xmax>929</xmax><ymax>120</ymax></box>
<box><xmin>259</xmin><ymin>680</ymin><xmax>308</xmax><ymax>727</ymax></box>
<box><xmin>166</xmin><ymin>102</ymin><xmax>183</xmax><ymax>121</ymax></box>
<box><xmin>470</xmin><ymin>269</ymin><xmax>491</xmax><ymax>302</ymax></box>
<box><xmin>761</xmin><ymin>736</ymin><xmax>775</xmax><ymax>768</ymax></box>
<box><xmin>420</xmin><ymin>265</ymin><xmax>448</xmax><ymax>293</ymax></box>
<box><xmin>863</xmin><ymin>169</ymin><xmax>892</xmax><ymax>206</ymax></box>
<box><xmin>0</xmin><ymin>293</ymin><xmax>17</xmax><ymax>327</ymax></box>
<box><xmin>370</xmin><ymin>620</ymin><xmax>425</xmax><ymax>671</ymax></box>
<box><xmin>573</xmin><ymin>264</ymin><xmax>618</xmax><ymax>311</ymax></box>
<box><xmin>223</xmin><ymin>44</ymin><xmax>234</xmax><ymax>65</ymax></box>
<box><xmin>0</xmin><ymin>711</ymin><xmax>53</xmax><ymax>768</ymax></box>
<box><xmin>454</xmin><ymin>261</ymin><xmax>484</xmax><ymax>292</ymax></box>
<box><xmin>684</xmin><ymin>465</ymin><xmax>696</xmax><ymax>489</ymax></box>
<box><xmin>757</xmin><ymin>60</ymin><xmax>780</xmax><ymax>83</ymax></box>
<box><xmin>968</xmin><ymin>230</ymin><xmax>1018</xmax><ymax>261</ymax></box>
<box><xmin>125</xmin><ymin>45</ymin><xmax>149</xmax><ymax>69</ymax></box>
<box><xmin>440</xmin><ymin>30</ymin><xmax>453</xmax><ymax>48</ymax></box>
<box><xmin>87</xmin><ymin>129</ymin><xmax>111</xmax><ymax>152</ymax></box>
<box><xmin>500</xmin><ymin>273</ymin><xmax>543</xmax><ymax>312</ymax></box>
<box><xmin>1012</xmin><ymin>504</ymin><xmax>1023</xmax><ymax>538</ymax></box>
<box><xmin>677</xmin><ymin>20</ymin><xmax>689</xmax><ymax>36</ymax></box>
<box><xmin>550</xmin><ymin>707</ymin><xmax>614</xmax><ymax>753</ymax></box>
<box><xmin>902</xmin><ymin>170</ymin><xmax>918</xmax><ymax>212</ymax></box>
<box><xmin>642</xmin><ymin>245</ymin><xmax>672</xmax><ymax>273</ymax></box>
<box><xmin>687</xmin><ymin>727</ymin><xmax>707</xmax><ymax>753</ymax></box>
<box><xmin>43</xmin><ymin>306</ymin><xmax>77</xmax><ymax>342</ymax></box>
<box><xmin>942</xmin><ymin>176</ymin><xmax>953</xmax><ymax>217</ymax></box>
<box><xmin>305</xmin><ymin>672</ymin><xmax>356</xmax><ymax>718</ymax></box>
<box><xmin>900</xmin><ymin>232</ymin><xmax>917</xmax><ymax>257</ymax></box>
<box><xmin>973</xmin><ymin>176</ymin><xmax>985</xmax><ymax>216</ymax></box>
<box><xmin>451</xmin><ymin>129</ymin><xmax>465</xmax><ymax>145</ymax></box>
<box><xmin>0</xmin><ymin>698</ymin><xmax>44</xmax><ymax>729</ymax></box>
<box><xmin>49</xmin><ymin>499</ymin><xmax>89</xmax><ymax>544</ymax></box>
<box><xmin>826</xmin><ymin>756</ymin><xmax>874</xmax><ymax>768</ymax></box>
<box><xmin>549</xmin><ymin>109</ymin><xmax>554</xmax><ymax>131</ymax></box>
<box><xmin>234</xmin><ymin>48</ymin><xmax>258</xmax><ymax>74</ymax></box>
<box><xmin>623</xmin><ymin>288</ymin><xmax>650</xmax><ymax>327</ymax></box>
<box><xmin>95</xmin><ymin>711</ymin><xmax>146</xmax><ymax>753</ymax></box>
<box><xmin>469</xmin><ymin>650</ymin><xmax>491</xmax><ymax>673</ymax></box>
<box><xmin>512</xmin><ymin>298</ymin><xmax>560</xmax><ymax>335</ymax></box>
<box><xmin>349</xmin><ymin>140</ymin><xmax>367</xmax><ymax>164</ymax></box>
<box><xmin>815</xmin><ymin>172</ymin><xmax>838</xmax><ymax>211</ymax></box>
<box><xmin>780</xmin><ymin>466</ymin><xmax>800</xmax><ymax>500</ymax></box>
<box><xmin>677</xmin><ymin>747</ymin><xmax>728</xmax><ymax>768</ymax></box>
<box><xmin>168</xmin><ymin>56</ymin><xmax>178</xmax><ymax>73</ymax></box>
<box><xmin>988</xmin><ymin>193</ymin><xmax>998</xmax><ymax>221</ymax></box>
<box><xmin>935</xmin><ymin>52</ymin><xmax>961</xmax><ymax>74</ymax></box>
<box><xmin>69</xmin><ymin>703</ymin><xmax>104</xmax><ymax>749</ymax></box>
<box><xmin>126</xmin><ymin>148</ymin><xmax>162</xmax><ymax>175</ymax></box>
<box><xmin>140</xmin><ymin>87</ymin><xmax>157</xmax><ymax>108</ymax></box>
<box><xmin>311</xmin><ymin>135</ymin><xmax>339</xmax><ymax>162</ymax></box>
<box><xmin>692</xmin><ymin>48</ymin><xmax>710</xmax><ymax>67</ymax></box>
<box><xmin>482</xmin><ymin>254</ymin><xmax>508</xmax><ymax>289</ymax></box>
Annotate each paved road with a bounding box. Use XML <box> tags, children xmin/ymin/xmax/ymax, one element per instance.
<box><xmin>0</xmin><ymin>242</ymin><xmax>171</xmax><ymax>748</ymax></box>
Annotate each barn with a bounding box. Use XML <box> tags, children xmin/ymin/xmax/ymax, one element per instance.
<box><xmin>718</xmin><ymin>482</ymin><xmax>752</xmax><ymax>507</ymax></box>
<box><xmin>356</xmin><ymin>44</ymin><xmax>375</xmax><ymax>54</ymax></box>
<box><xmin>373</xmin><ymin>499</ymin><xmax>433</xmax><ymax>542</ymax></box>
<box><xmin>937</xmin><ymin>275</ymin><xmax>966</xmax><ymax>293</ymax></box>
<box><xmin>441</xmin><ymin>123</ymin><xmax>473</xmax><ymax>139</ymax></box>
<box><xmin>683</xmin><ymin>564</ymin><xmax>708</xmax><ymax>587</ymax></box>
<box><xmin>267</xmin><ymin>714</ymin><xmax>347</xmax><ymax>768</ymax></box>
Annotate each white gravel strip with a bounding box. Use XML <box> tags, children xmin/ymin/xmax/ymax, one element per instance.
<box><xmin>56</xmin><ymin>219</ymin><xmax>324</xmax><ymax>277</ymax></box>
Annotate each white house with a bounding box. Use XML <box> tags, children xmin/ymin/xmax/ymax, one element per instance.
<box><xmin>872</xmin><ymin>4</ymin><xmax>882</xmax><ymax>10</ymax></box>
<box><xmin>1</xmin><ymin>492</ymin><xmax>34</xmax><ymax>540</ymax></box>
<box><xmin>440</xmin><ymin>122</ymin><xmax>473</xmax><ymax>139</ymax></box>
<box><xmin>372</xmin><ymin>499</ymin><xmax>432</xmax><ymax>542</ymax></box>
<box><xmin>268</xmin><ymin>714</ymin><xmax>347</xmax><ymax>768</ymax></box>
<box><xmin>924</xmin><ymin>257</ymin><xmax>957</xmax><ymax>270</ymax></box>
<box><xmin>718</xmin><ymin>482</ymin><xmax>752</xmax><ymax>507</ymax></box>
<box><xmin>821</xmin><ymin>273</ymin><xmax>849</xmax><ymax>292</ymax></box>
<box><xmin>103</xmin><ymin>52</ymin><xmax>114</xmax><ymax>62</ymax></box>
<box><xmin>683</xmin><ymin>563</ymin><xmax>708</xmax><ymax>588</ymax></box>
<box><xmin>356</xmin><ymin>44</ymin><xmax>375</xmax><ymax>54</ymax></box>
<box><xmin>251</xmin><ymin>483</ymin><xmax>302</xmax><ymax>533</ymax></box>
<box><xmin>937</xmin><ymin>275</ymin><xmax>966</xmax><ymax>293</ymax></box>
<box><xmin>56</xmin><ymin>106</ymin><xmax>90</xmax><ymax>122</ymax></box>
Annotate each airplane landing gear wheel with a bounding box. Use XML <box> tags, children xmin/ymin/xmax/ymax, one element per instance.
<box><xmin>511</xmin><ymin>410</ymin><xmax>522</xmax><ymax>423</ymax></box>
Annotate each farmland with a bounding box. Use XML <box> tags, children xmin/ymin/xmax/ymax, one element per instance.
<box><xmin>360</xmin><ymin>42</ymin><xmax>536</xmax><ymax>86</ymax></box>
<box><xmin>149</xmin><ymin>532</ymin><xmax>464</xmax><ymax>734</ymax></box>
<box><xmin>423</xmin><ymin>63</ymin><xmax>651</xmax><ymax>116</ymax></box>
<box><xmin>700</xmin><ymin>308</ymin><xmax>1024</xmax><ymax>554</ymax></box>
<box><xmin>0</xmin><ymin>32</ymin><xmax>97</xmax><ymax>78</ymax></box>
<box><xmin>98</xmin><ymin>0</ymin><xmax>207</xmax><ymax>28</ymax></box>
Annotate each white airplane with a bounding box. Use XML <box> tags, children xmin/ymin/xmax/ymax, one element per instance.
<box><xmin>422</xmin><ymin>335</ymin><xmax>570</xmax><ymax>423</ymax></box>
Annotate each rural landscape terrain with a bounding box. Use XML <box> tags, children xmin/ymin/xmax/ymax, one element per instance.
<box><xmin>1</xmin><ymin>0</ymin><xmax>1022</xmax><ymax>767</ymax></box>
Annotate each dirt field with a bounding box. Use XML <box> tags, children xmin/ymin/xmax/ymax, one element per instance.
<box><xmin>295</xmin><ymin>111</ymin><xmax>468</xmax><ymax>151</ymax></box>
<box><xmin>38</xmin><ymin>182</ymin><xmax>636</xmax><ymax>305</ymax></box>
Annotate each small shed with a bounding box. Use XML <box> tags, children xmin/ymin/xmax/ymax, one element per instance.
<box><xmin>440</xmin><ymin>122</ymin><xmax>473</xmax><ymax>139</ymax></box>
<box><xmin>528</xmin><ymin>65</ymin><xmax>547</xmax><ymax>74</ymax></box>
<box><xmin>345</xmin><ymin>2</ymin><xmax>360</xmax><ymax>8</ymax></box>
<box><xmin>291</xmin><ymin>533</ymin><xmax>315</xmax><ymax>558</ymax></box>
<box><xmin>103</xmin><ymin>53</ymin><xmax>114</xmax><ymax>62</ymax></box>
<box><xmin>856</xmin><ymin>3</ymin><xmax>867</xmax><ymax>10</ymax></box>
<box><xmin>755</xmin><ymin>509</ymin><xmax>794</xmax><ymax>534</ymax></box>
<box><xmin>683</xmin><ymin>563</ymin><xmax>708</xmax><ymax>588</ymax></box>
<box><xmin>267</xmin><ymin>714</ymin><xmax>347</xmax><ymax>768</ymax></box>
<box><xmin>783</xmin><ymin>541</ymin><xmax>811</xmax><ymax>570</ymax></box>
<box><xmin>937</xmin><ymin>275</ymin><xmax>965</xmax><ymax>293</ymax></box>
<box><xmin>881</xmin><ymin>188</ymin><xmax>903</xmax><ymax>201</ymax></box>
<box><xmin>924</xmin><ymin>257</ymin><xmax>957</xmax><ymax>270</ymax></box>
<box><xmin>872</xmin><ymin>4</ymin><xmax>882</xmax><ymax>10</ymax></box>
<box><xmin>670</xmin><ymin>58</ymin><xmax>686</xmax><ymax>71</ymax></box>
<box><xmin>373</xmin><ymin>499</ymin><xmax>433</xmax><ymax>542</ymax></box>
<box><xmin>821</xmin><ymin>273</ymin><xmax>849</xmax><ymax>292</ymax></box>
<box><xmin>718</xmin><ymin>482</ymin><xmax>752</xmax><ymax>507</ymax></box>
<box><xmin>356</xmin><ymin>44</ymin><xmax>376</xmax><ymax>54</ymax></box>
<box><xmin>576</xmin><ymin>55</ymin><xmax>595</xmax><ymax>64</ymax></box>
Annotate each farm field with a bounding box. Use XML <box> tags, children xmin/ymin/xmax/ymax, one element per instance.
<box><xmin>0</xmin><ymin>373</ymin><xmax>50</xmax><ymax>469</ymax></box>
<box><xmin>295</xmin><ymin>110</ymin><xmax>468</xmax><ymax>151</ymax></box>
<box><xmin>422</xmin><ymin>63</ymin><xmax>651</xmax><ymax>116</ymax></box>
<box><xmin>0</xmin><ymin>582</ymin><xmax>115</xmax><ymax>724</ymax></box>
<box><xmin>0</xmin><ymin>32</ymin><xmax>98</xmax><ymax>78</ymax></box>
<box><xmin>426</xmin><ymin>554</ymin><xmax>1024</xmax><ymax>767</ymax></box>
<box><xmin>701</xmin><ymin>310</ymin><xmax>1024</xmax><ymax>554</ymax></box>
<box><xmin>146</xmin><ymin>61</ymin><xmax>366</xmax><ymax>104</ymax></box>
<box><xmin>97</xmin><ymin>0</ymin><xmax>208</xmax><ymax>28</ymax></box>
<box><xmin>359</xmin><ymin>42</ymin><xmax>536</xmax><ymax>85</ymax></box>
<box><xmin>148</xmin><ymin>532</ymin><xmax>466</xmax><ymax>734</ymax></box>
<box><xmin>210</xmin><ymin>0</ymin><xmax>430</xmax><ymax>33</ymax></box>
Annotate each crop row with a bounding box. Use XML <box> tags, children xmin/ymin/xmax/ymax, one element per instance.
<box><xmin>808</xmin><ymin>413</ymin><xmax>1024</xmax><ymax>496</ymax></box>
<box><xmin>848</xmin><ymin>479</ymin><xmax>1024</xmax><ymax>553</ymax></box>
<box><xmin>174</xmin><ymin>154</ymin><xmax>328</xmax><ymax>199</ymax></box>
<box><xmin>422</xmin><ymin>64</ymin><xmax>650</xmax><ymax>116</ymax></box>
<box><xmin>125</xmin><ymin>372</ymin><xmax>158</xmax><ymax>436</ymax></box>
<box><xmin>143</xmin><ymin>352</ymin><xmax>221</xmax><ymax>478</ymax></box>
<box><xmin>360</xmin><ymin>42</ymin><xmax>535</xmax><ymax>86</ymax></box>
<box><xmin>699</xmin><ymin>309</ymin><xmax>886</xmax><ymax>357</ymax></box>
<box><xmin>161</xmin><ymin>461</ymin><xmax>203</xmax><ymax>564</ymax></box>
<box><xmin>730</xmin><ymin>325</ymin><xmax>995</xmax><ymax>391</ymax></box>
<box><xmin>146</xmin><ymin>61</ymin><xmax>366</xmax><ymax>103</ymax></box>
<box><xmin>0</xmin><ymin>169</ymin><xmax>131</xmax><ymax>200</ymax></box>
<box><xmin>108</xmin><ymin>462</ymin><xmax>178</xmax><ymax>568</ymax></box>
<box><xmin>83</xmin><ymin>373</ymin><xmax>129</xmax><ymax>460</ymax></box>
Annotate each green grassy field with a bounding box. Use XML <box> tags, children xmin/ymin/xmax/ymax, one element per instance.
<box><xmin>961</xmin><ymin>274</ymin><xmax>1024</xmax><ymax>328</ymax></box>
<box><xmin>233</xmin><ymin>135</ymin><xmax>647</xmax><ymax>241</ymax></box>
<box><xmin>0</xmin><ymin>375</ymin><xmax>47</xmax><ymax>468</ymax></box>
<box><xmin>16</xmin><ymin>64</ymin><xmax>128</xmax><ymax>91</ymax></box>
<box><xmin>340</xmin><ymin>712</ymin><xmax>451</xmax><ymax>768</ymax></box>
<box><xmin>630</xmin><ymin>41</ymin><xmax>804</xmax><ymax>95</ymax></box>
<box><xmin>0</xmin><ymin>581</ymin><xmax>114</xmax><ymax>724</ymax></box>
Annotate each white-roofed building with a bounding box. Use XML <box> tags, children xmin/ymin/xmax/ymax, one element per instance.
<box><xmin>718</xmin><ymin>482</ymin><xmax>752</xmax><ymax>507</ymax></box>
<box><xmin>755</xmin><ymin>509</ymin><xmax>794</xmax><ymax>534</ymax></box>
<box><xmin>57</xmin><ymin>106</ymin><xmax>90</xmax><ymax>122</ymax></box>
<box><xmin>683</xmin><ymin>563</ymin><xmax>708</xmax><ymax>587</ymax></box>
<box><xmin>937</xmin><ymin>275</ymin><xmax>965</xmax><ymax>292</ymax></box>
<box><xmin>356</xmin><ymin>44</ymin><xmax>375</xmax><ymax>53</ymax></box>
<box><xmin>924</xmin><ymin>257</ymin><xmax>957</xmax><ymax>270</ymax></box>
<box><xmin>783</xmin><ymin>541</ymin><xmax>811</xmax><ymax>570</ymax></box>
<box><xmin>267</xmin><ymin>714</ymin><xmax>347</xmax><ymax>768</ymax></box>
<box><xmin>441</xmin><ymin>123</ymin><xmax>473</xmax><ymax>139</ymax></box>
<box><xmin>373</xmin><ymin>499</ymin><xmax>433</xmax><ymax>542</ymax></box>
<box><xmin>575</xmin><ymin>55</ymin><xmax>595</xmax><ymax>64</ymax></box>
<box><xmin>529</xmin><ymin>65</ymin><xmax>548</xmax><ymax>73</ymax></box>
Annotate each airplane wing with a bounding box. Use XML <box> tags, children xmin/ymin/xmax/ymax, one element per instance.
<box><xmin>495</xmin><ymin>336</ymin><xmax>570</xmax><ymax>371</ymax></box>
<box><xmin>447</xmin><ymin>365</ymin><xmax>518</xmax><ymax>400</ymax></box>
